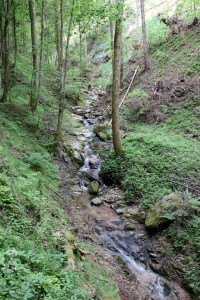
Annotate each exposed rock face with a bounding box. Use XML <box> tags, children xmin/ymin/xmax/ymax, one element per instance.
<box><xmin>145</xmin><ymin>193</ymin><xmax>184</xmax><ymax>230</ymax></box>
<box><xmin>88</xmin><ymin>181</ymin><xmax>100</xmax><ymax>194</ymax></box>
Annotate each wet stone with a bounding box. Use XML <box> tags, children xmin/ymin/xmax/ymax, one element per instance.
<box><xmin>91</xmin><ymin>197</ymin><xmax>102</xmax><ymax>206</ymax></box>
<box><xmin>116</xmin><ymin>208</ymin><xmax>124</xmax><ymax>215</ymax></box>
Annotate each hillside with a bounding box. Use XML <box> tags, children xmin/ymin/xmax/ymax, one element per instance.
<box><xmin>0</xmin><ymin>0</ymin><xmax>200</xmax><ymax>300</ymax></box>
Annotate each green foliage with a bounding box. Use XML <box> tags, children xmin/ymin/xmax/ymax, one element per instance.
<box><xmin>152</xmin><ymin>29</ymin><xmax>200</xmax><ymax>76</ymax></box>
<box><xmin>0</xmin><ymin>88</ymin><xmax>118</xmax><ymax>299</ymax></box>
<box><xmin>0</xmin><ymin>240</ymin><xmax>88</xmax><ymax>300</ymax></box>
<box><xmin>102</xmin><ymin>125</ymin><xmax>200</xmax><ymax>209</ymax></box>
<box><xmin>128</xmin><ymin>88</ymin><xmax>149</xmax><ymax>99</ymax></box>
<box><xmin>166</xmin><ymin>209</ymin><xmax>200</xmax><ymax>297</ymax></box>
<box><xmin>95</xmin><ymin>58</ymin><xmax>112</xmax><ymax>88</ymax></box>
<box><xmin>147</xmin><ymin>17</ymin><xmax>169</xmax><ymax>46</ymax></box>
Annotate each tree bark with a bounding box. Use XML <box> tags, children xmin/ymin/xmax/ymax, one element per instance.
<box><xmin>112</xmin><ymin>0</ymin><xmax>123</xmax><ymax>156</ymax></box>
<box><xmin>38</xmin><ymin>0</ymin><xmax>45</xmax><ymax>93</ymax></box>
<box><xmin>79</xmin><ymin>24</ymin><xmax>82</xmax><ymax>78</ymax></box>
<box><xmin>1</xmin><ymin>0</ymin><xmax>12</xmax><ymax>102</ymax></box>
<box><xmin>0</xmin><ymin>4</ymin><xmax>4</xmax><ymax>88</ymax></box>
<box><xmin>55</xmin><ymin>0</ymin><xmax>75</xmax><ymax>140</ymax></box>
<box><xmin>134</xmin><ymin>0</ymin><xmax>140</xmax><ymax>42</ymax></box>
<box><xmin>109</xmin><ymin>0</ymin><xmax>114</xmax><ymax>72</ymax></box>
<box><xmin>12</xmin><ymin>7</ymin><xmax>17</xmax><ymax>81</ymax></box>
<box><xmin>29</xmin><ymin>0</ymin><xmax>39</xmax><ymax>112</ymax></box>
<box><xmin>140</xmin><ymin>0</ymin><xmax>150</xmax><ymax>71</ymax></box>
<box><xmin>54</xmin><ymin>0</ymin><xmax>61</xmax><ymax>69</ymax></box>
<box><xmin>84</xmin><ymin>33</ymin><xmax>88</xmax><ymax>63</ymax></box>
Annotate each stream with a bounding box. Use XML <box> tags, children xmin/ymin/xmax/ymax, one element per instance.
<box><xmin>68</xmin><ymin>91</ymin><xmax>191</xmax><ymax>300</ymax></box>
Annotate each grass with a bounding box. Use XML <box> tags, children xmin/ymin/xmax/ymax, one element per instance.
<box><xmin>0</xmin><ymin>51</ymin><xmax>119</xmax><ymax>299</ymax></box>
<box><xmin>101</xmin><ymin>124</ymin><xmax>200</xmax><ymax>297</ymax></box>
<box><xmin>102</xmin><ymin>22</ymin><xmax>200</xmax><ymax>297</ymax></box>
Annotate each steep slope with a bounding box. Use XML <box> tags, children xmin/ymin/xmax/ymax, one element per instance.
<box><xmin>101</xmin><ymin>23</ymin><xmax>200</xmax><ymax>298</ymax></box>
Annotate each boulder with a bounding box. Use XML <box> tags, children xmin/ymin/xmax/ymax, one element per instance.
<box><xmin>116</xmin><ymin>208</ymin><xmax>124</xmax><ymax>215</ymax></box>
<box><xmin>93</xmin><ymin>124</ymin><xmax>111</xmax><ymax>141</ymax></box>
<box><xmin>97</xmin><ymin>132</ymin><xmax>107</xmax><ymax>141</ymax></box>
<box><xmin>91</xmin><ymin>197</ymin><xmax>102</xmax><ymax>206</ymax></box>
<box><xmin>145</xmin><ymin>193</ymin><xmax>183</xmax><ymax>230</ymax></box>
<box><xmin>124</xmin><ymin>207</ymin><xmax>140</xmax><ymax>222</ymax></box>
<box><xmin>88</xmin><ymin>181</ymin><xmax>100</xmax><ymax>194</ymax></box>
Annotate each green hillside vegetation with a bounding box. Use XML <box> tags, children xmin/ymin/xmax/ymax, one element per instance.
<box><xmin>0</xmin><ymin>99</ymin><xmax>118</xmax><ymax>299</ymax></box>
<box><xmin>0</xmin><ymin>0</ymin><xmax>200</xmax><ymax>299</ymax></box>
<box><xmin>101</xmin><ymin>19</ymin><xmax>200</xmax><ymax>297</ymax></box>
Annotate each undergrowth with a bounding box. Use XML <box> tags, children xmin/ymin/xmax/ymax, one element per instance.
<box><xmin>0</xmin><ymin>52</ymin><xmax>119</xmax><ymax>299</ymax></box>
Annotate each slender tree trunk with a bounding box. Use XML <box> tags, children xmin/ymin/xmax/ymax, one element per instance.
<box><xmin>29</xmin><ymin>0</ymin><xmax>39</xmax><ymax>112</ymax></box>
<box><xmin>55</xmin><ymin>0</ymin><xmax>75</xmax><ymax>140</ymax></box>
<box><xmin>134</xmin><ymin>0</ymin><xmax>140</xmax><ymax>42</ymax></box>
<box><xmin>112</xmin><ymin>0</ymin><xmax>123</xmax><ymax>156</ymax></box>
<box><xmin>54</xmin><ymin>0</ymin><xmax>60</xmax><ymax>69</ymax></box>
<box><xmin>79</xmin><ymin>24</ymin><xmax>82</xmax><ymax>78</ymax></box>
<box><xmin>109</xmin><ymin>0</ymin><xmax>114</xmax><ymax>72</ymax></box>
<box><xmin>12</xmin><ymin>8</ymin><xmax>17</xmax><ymax>81</ymax></box>
<box><xmin>38</xmin><ymin>0</ymin><xmax>45</xmax><ymax>93</ymax></box>
<box><xmin>0</xmin><ymin>5</ymin><xmax>4</xmax><ymax>88</ymax></box>
<box><xmin>140</xmin><ymin>0</ymin><xmax>150</xmax><ymax>71</ymax></box>
<box><xmin>1</xmin><ymin>0</ymin><xmax>12</xmax><ymax>102</ymax></box>
<box><xmin>84</xmin><ymin>34</ymin><xmax>88</xmax><ymax>63</ymax></box>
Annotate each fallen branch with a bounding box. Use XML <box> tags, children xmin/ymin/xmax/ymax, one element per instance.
<box><xmin>109</xmin><ymin>65</ymin><xmax>139</xmax><ymax>125</ymax></box>
<box><xmin>119</xmin><ymin>65</ymin><xmax>139</xmax><ymax>109</ymax></box>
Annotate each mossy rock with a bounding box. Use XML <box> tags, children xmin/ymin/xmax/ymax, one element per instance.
<box><xmin>98</xmin><ymin>132</ymin><xmax>107</xmax><ymax>141</ymax></box>
<box><xmin>93</xmin><ymin>124</ymin><xmax>109</xmax><ymax>134</ymax></box>
<box><xmin>124</xmin><ymin>207</ymin><xmax>140</xmax><ymax>222</ymax></box>
<box><xmin>88</xmin><ymin>181</ymin><xmax>100</xmax><ymax>194</ymax></box>
<box><xmin>145</xmin><ymin>193</ymin><xmax>183</xmax><ymax>230</ymax></box>
<box><xmin>93</xmin><ymin>124</ymin><xmax>111</xmax><ymax>141</ymax></box>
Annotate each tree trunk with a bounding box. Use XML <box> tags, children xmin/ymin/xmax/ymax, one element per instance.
<box><xmin>12</xmin><ymin>7</ymin><xmax>17</xmax><ymax>81</ymax></box>
<box><xmin>79</xmin><ymin>24</ymin><xmax>82</xmax><ymax>78</ymax></box>
<box><xmin>1</xmin><ymin>0</ymin><xmax>12</xmax><ymax>102</ymax></box>
<box><xmin>140</xmin><ymin>0</ymin><xmax>150</xmax><ymax>71</ymax></box>
<box><xmin>55</xmin><ymin>0</ymin><xmax>75</xmax><ymax>140</ymax></box>
<box><xmin>134</xmin><ymin>0</ymin><xmax>140</xmax><ymax>42</ymax></box>
<box><xmin>109</xmin><ymin>0</ymin><xmax>114</xmax><ymax>72</ymax></box>
<box><xmin>0</xmin><ymin>5</ymin><xmax>4</xmax><ymax>88</ymax></box>
<box><xmin>38</xmin><ymin>0</ymin><xmax>45</xmax><ymax>93</ymax></box>
<box><xmin>54</xmin><ymin>0</ymin><xmax>60</xmax><ymax>69</ymax></box>
<box><xmin>112</xmin><ymin>0</ymin><xmax>123</xmax><ymax>156</ymax></box>
<box><xmin>84</xmin><ymin>34</ymin><xmax>88</xmax><ymax>63</ymax></box>
<box><xmin>29</xmin><ymin>0</ymin><xmax>39</xmax><ymax>112</ymax></box>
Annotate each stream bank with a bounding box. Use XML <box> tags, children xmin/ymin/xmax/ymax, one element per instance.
<box><xmin>57</xmin><ymin>91</ymin><xmax>192</xmax><ymax>300</ymax></box>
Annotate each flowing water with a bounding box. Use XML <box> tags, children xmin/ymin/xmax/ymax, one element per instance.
<box><xmin>73</xmin><ymin>92</ymin><xmax>191</xmax><ymax>300</ymax></box>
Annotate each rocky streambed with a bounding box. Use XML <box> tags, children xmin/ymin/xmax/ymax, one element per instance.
<box><xmin>58</xmin><ymin>91</ymin><xmax>191</xmax><ymax>300</ymax></box>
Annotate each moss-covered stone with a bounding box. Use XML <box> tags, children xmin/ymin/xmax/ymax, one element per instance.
<box><xmin>93</xmin><ymin>124</ymin><xmax>109</xmax><ymax>134</ymax></box>
<box><xmin>93</xmin><ymin>124</ymin><xmax>111</xmax><ymax>141</ymax></box>
<box><xmin>88</xmin><ymin>181</ymin><xmax>100</xmax><ymax>194</ymax></box>
<box><xmin>98</xmin><ymin>132</ymin><xmax>107</xmax><ymax>141</ymax></box>
<box><xmin>145</xmin><ymin>193</ymin><xmax>183</xmax><ymax>230</ymax></box>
